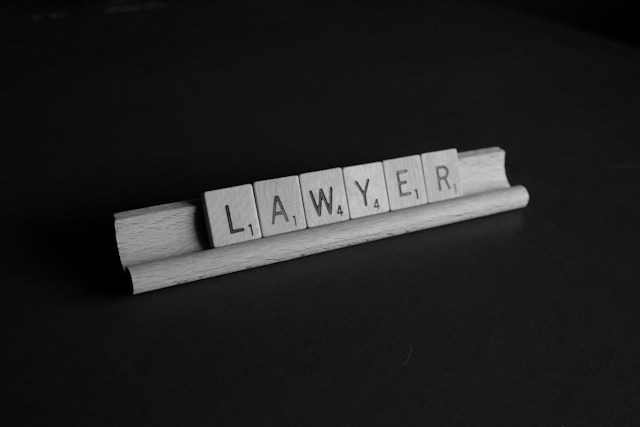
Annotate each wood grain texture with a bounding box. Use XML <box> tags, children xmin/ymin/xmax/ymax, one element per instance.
<box><xmin>343</xmin><ymin>161</ymin><xmax>390</xmax><ymax>219</ymax></box>
<box><xmin>422</xmin><ymin>148</ymin><xmax>463</xmax><ymax>203</ymax></box>
<box><xmin>114</xmin><ymin>200</ymin><xmax>208</xmax><ymax>267</ymax></box>
<box><xmin>382</xmin><ymin>155</ymin><xmax>428</xmax><ymax>210</ymax></box>
<box><xmin>114</xmin><ymin>147</ymin><xmax>512</xmax><ymax>268</ymax></box>
<box><xmin>203</xmin><ymin>184</ymin><xmax>262</xmax><ymax>247</ymax></box>
<box><xmin>128</xmin><ymin>185</ymin><xmax>530</xmax><ymax>294</ymax></box>
<box><xmin>458</xmin><ymin>147</ymin><xmax>509</xmax><ymax>195</ymax></box>
<box><xmin>299</xmin><ymin>168</ymin><xmax>350</xmax><ymax>227</ymax></box>
<box><xmin>254</xmin><ymin>176</ymin><xmax>307</xmax><ymax>237</ymax></box>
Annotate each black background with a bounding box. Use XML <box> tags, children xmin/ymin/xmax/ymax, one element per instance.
<box><xmin>2</xmin><ymin>1</ymin><xmax>639</xmax><ymax>425</ymax></box>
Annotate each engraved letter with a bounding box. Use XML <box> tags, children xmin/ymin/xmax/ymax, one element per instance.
<box><xmin>225</xmin><ymin>205</ymin><xmax>245</xmax><ymax>234</ymax></box>
<box><xmin>354</xmin><ymin>179</ymin><xmax>370</xmax><ymax>206</ymax></box>
<box><xmin>396</xmin><ymin>170</ymin><xmax>411</xmax><ymax>197</ymax></box>
<box><xmin>309</xmin><ymin>187</ymin><xmax>333</xmax><ymax>216</ymax></box>
<box><xmin>271</xmin><ymin>195</ymin><xmax>289</xmax><ymax>224</ymax></box>
<box><xmin>436</xmin><ymin>165</ymin><xmax>451</xmax><ymax>191</ymax></box>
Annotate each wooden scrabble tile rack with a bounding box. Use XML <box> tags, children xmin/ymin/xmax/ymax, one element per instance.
<box><xmin>114</xmin><ymin>147</ymin><xmax>529</xmax><ymax>294</ymax></box>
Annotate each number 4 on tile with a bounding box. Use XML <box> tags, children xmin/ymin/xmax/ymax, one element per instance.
<box><xmin>299</xmin><ymin>168</ymin><xmax>350</xmax><ymax>228</ymax></box>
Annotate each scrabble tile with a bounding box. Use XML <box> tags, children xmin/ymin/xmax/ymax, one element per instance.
<box><xmin>202</xmin><ymin>184</ymin><xmax>262</xmax><ymax>247</ymax></box>
<box><xmin>254</xmin><ymin>176</ymin><xmax>307</xmax><ymax>237</ymax></box>
<box><xmin>421</xmin><ymin>148</ymin><xmax>463</xmax><ymax>202</ymax></box>
<box><xmin>343</xmin><ymin>162</ymin><xmax>390</xmax><ymax>219</ymax></box>
<box><xmin>382</xmin><ymin>155</ymin><xmax>428</xmax><ymax>210</ymax></box>
<box><xmin>299</xmin><ymin>168</ymin><xmax>350</xmax><ymax>228</ymax></box>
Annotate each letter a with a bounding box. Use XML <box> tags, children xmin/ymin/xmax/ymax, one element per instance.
<box><xmin>271</xmin><ymin>195</ymin><xmax>289</xmax><ymax>224</ymax></box>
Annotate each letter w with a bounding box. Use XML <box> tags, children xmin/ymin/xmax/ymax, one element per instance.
<box><xmin>309</xmin><ymin>187</ymin><xmax>333</xmax><ymax>216</ymax></box>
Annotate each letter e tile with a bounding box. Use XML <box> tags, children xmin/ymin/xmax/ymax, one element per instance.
<box><xmin>202</xmin><ymin>184</ymin><xmax>262</xmax><ymax>247</ymax></box>
<box><xmin>382</xmin><ymin>155</ymin><xmax>428</xmax><ymax>210</ymax></box>
<box><xmin>421</xmin><ymin>149</ymin><xmax>463</xmax><ymax>202</ymax></box>
<box><xmin>299</xmin><ymin>168</ymin><xmax>350</xmax><ymax>228</ymax></box>
<box><xmin>343</xmin><ymin>162</ymin><xmax>390</xmax><ymax>219</ymax></box>
<box><xmin>254</xmin><ymin>176</ymin><xmax>307</xmax><ymax>237</ymax></box>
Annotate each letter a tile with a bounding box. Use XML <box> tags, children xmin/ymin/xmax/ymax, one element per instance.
<box><xmin>254</xmin><ymin>176</ymin><xmax>307</xmax><ymax>237</ymax></box>
<box><xmin>343</xmin><ymin>162</ymin><xmax>390</xmax><ymax>219</ymax></box>
<box><xmin>421</xmin><ymin>148</ymin><xmax>463</xmax><ymax>202</ymax></box>
<box><xmin>202</xmin><ymin>184</ymin><xmax>262</xmax><ymax>248</ymax></box>
<box><xmin>382</xmin><ymin>155</ymin><xmax>428</xmax><ymax>210</ymax></box>
<box><xmin>299</xmin><ymin>168</ymin><xmax>350</xmax><ymax>228</ymax></box>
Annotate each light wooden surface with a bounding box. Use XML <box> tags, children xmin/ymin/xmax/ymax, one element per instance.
<box><xmin>422</xmin><ymin>148</ymin><xmax>463</xmax><ymax>203</ymax></box>
<box><xmin>299</xmin><ymin>168</ymin><xmax>350</xmax><ymax>228</ymax></box>
<box><xmin>342</xmin><ymin>161</ymin><xmax>390</xmax><ymax>219</ymax></box>
<box><xmin>382</xmin><ymin>154</ymin><xmax>428</xmax><ymax>210</ymax></box>
<box><xmin>458</xmin><ymin>147</ymin><xmax>509</xmax><ymax>195</ymax></box>
<box><xmin>114</xmin><ymin>147</ymin><xmax>511</xmax><ymax>268</ymax></box>
<box><xmin>114</xmin><ymin>200</ymin><xmax>207</xmax><ymax>267</ymax></box>
<box><xmin>128</xmin><ymin>185</ymin><xmax>529</xmax><ymax>294</ymax></box>
<box><xmin>254</xmin><ymin>176</ymin><xmax>307</xmax><ymax>237</ymax></box>
<box><xmin>203</xmin><ymin>184</ymin><xmax>262</xmax><ymax>247</ymax></box>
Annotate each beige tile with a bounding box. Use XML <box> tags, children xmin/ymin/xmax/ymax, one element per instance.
<box><xmin>422</xmin><ymin>148</ymin><xmax>463</xmax><ymax>202</ymax></box>
<box><xmin>254</xmin><ymin>176</ymin><xmax>307</xmax><ymax>237</ymax></box>
<box><xmin>202</xmin><ymin>184</ymin><xmax>262</xmax><ymax>247</ymax></box>
<box><xmin>382</xmin><ymin>155</ymin><xmax>428</xmax><ymax>210</ymax></box>
<box><xmin>299</xmin><ymin>168</ymin><xmax>350</xmax><ymax>228</ymax></box>
<box><xmin>343</xmin><ymin>161</ymin><xmax>390</xmax><ymax>219</ymax></box>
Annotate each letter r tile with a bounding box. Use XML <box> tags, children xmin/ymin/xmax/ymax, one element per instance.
<box><xmin>382</xmin><ymin>155</ymin><xmax>428</xmax><ymax>210</ymax></box>
<box><xmin>299</xmin><ymin>168</ymin><xmax>350</xmax><ymax>228</ymax></box>
<box><xmin>421</xmin><ymin>149</ymin><xmax>463</xmax><ymax>203</ymax></box>
<box><xmin>343</xmin><ymin>162</ymin><xmax>390</xmax><ymax>219</ymax></box>
<box><xmin>254</xmin><ymin>176</ymin><xmax>307</xmax><ymax>237</ymax></box>
<box><xmin>202</xmin><ymin>184</ymin><xmax>262</xmax><ymax>248</ymax></box>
